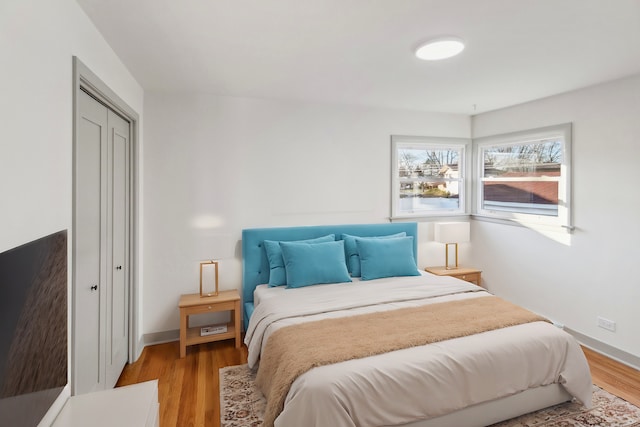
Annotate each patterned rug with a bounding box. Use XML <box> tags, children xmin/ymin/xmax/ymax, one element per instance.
<box><xmin>219</xmin><ymin>364</ymin><xmax>640</xmax><ymax>427</ymax></box>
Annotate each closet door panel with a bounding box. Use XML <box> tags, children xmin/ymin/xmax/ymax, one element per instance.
<box><xmin>74</xmin><ymin>90</ymin><xmax>108</xmax><ymax>394</ymax></box>
<box><xmin>105</xmin><ymin>110</ymin><xmax>130</xmax><ymax>388</ymax></box>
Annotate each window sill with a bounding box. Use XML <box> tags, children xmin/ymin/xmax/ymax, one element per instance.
<box><xmin>471</xmin><ymin>214</ymin><xmax>574</xmax><ymax>234</ymax></box>
<box><xmin>390</xmin><ymin>213</ymin><xmax>470</xmax><ymax>222</ymax></box>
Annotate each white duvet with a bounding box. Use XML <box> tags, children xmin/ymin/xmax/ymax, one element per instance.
<box><xmin>244</xmin><ymin>274</ymin><xmax>592</xmax><ymax>427</ymax></box>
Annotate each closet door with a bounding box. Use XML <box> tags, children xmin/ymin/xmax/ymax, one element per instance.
<box><xmin>75</xmin><ymin>90</ymin><xmax>109</xmax><ymax>394</ymax></box>
<box><xmin>105</xmin><ymin>109</ymin><xmax>130</xmax><ymax>388</ymax></box>
<box><xmin>74</xmin><ymin>90</ymin><xmax>130</xmax><ymax>394</ymax></box>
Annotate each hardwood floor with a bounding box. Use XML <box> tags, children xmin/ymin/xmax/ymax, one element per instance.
<box><xmin>117</xmin><ymin>340</ymin><xmax>640</xmax><ymax>427</ymax></box>
<box><xmin>582</xmin><ymin>346</ymin><xmax>640</xmax><ymax>407</ymax></box>
<box><xmin>116</xmin><ymin>340</ymin><xmax>247</xmax><ymax>427</ymax></box>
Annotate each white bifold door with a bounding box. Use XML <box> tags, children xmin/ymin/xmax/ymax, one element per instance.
<box><xmin>74</xmin><ymin>89</ymin><xmax>130</xmax><ymax>394</ymax></box>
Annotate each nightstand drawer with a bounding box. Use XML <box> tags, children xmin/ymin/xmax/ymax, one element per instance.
<box><xmin>183</xmin><ymin>300</ymin><xmax>236</xmax><ymax>315</ymax></box>
<box><xmin>452</xmin><ymin>272</ymin><xmax>481</xmax><ymax>284</ymax></box>
<box><xmin>424</xmin><ymin>266</ymin><xmax>483</xmax><ymax>287</ymax></box>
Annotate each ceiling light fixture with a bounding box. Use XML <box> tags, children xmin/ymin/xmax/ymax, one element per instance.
<box><xmin>415</xmin><ymin>37</ymin><xmax>465</xmax><ymax>61</ymax></box>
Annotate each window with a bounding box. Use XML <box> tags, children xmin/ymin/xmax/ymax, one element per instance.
<box><xmin>391</xmin><ymin>136</ymin><xmax>470</xmax><ymax>218</ymax></box>
<box><xmin>474</xmin><ymin>123</ymin><xmax>572</xmax><ymax>228</ymax></box>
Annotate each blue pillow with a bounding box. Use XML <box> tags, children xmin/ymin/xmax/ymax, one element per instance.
<box><xmin>356</xmin><ymin>236</ymin><xmax>421</xmax><ymax>281</ymax></box>
<box><xmin>280</xmin><ymin>240</ymin><xmax>352</xmax><ymax>288</ymax></box>
<box><xmin>264</xmin><ymin>234</ymin><xmax>335</xmax><ymax>287</ymax></box>
<box><xmin>342</xmin><ymin>232</ymin><xmax>406</xmax><ymax>277</ymax></box>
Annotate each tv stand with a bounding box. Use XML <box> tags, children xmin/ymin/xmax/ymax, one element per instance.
<box><xmin>51</xmin><ymin>380</ymin><xmax>158</xmax><ymax>426</ymax></box>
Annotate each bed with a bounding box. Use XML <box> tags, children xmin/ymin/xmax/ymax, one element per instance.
<box><xmin>241</xmin><ymin>223</ymin><xmax>592</xmax><ymax>427</ymax></box>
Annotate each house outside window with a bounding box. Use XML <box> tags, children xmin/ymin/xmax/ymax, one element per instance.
<box><xmin>474</xmin><ymin>123</ymin><xmax>572</xmax><ymax>228</ymax></box>
<box><xmin>391</xmin><ymin>136</ymin><xmax>470</xmax><ymax>218</ymax></box>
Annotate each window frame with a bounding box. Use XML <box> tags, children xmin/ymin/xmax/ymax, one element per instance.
<box><xmin>473</xmin><ymin>123</ymin><xmax>572</xmax><ymax>229</ymax></box>
<box><xmin>391</xmin><ymin>135</ymin><xmax>471</xmax><ymax>219</ymax></box>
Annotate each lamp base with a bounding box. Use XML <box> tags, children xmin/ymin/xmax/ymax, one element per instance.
<box><xmin>444</xmin><ymin>243</ymin><xmax>459</xmax><ymax>270</ymax></box>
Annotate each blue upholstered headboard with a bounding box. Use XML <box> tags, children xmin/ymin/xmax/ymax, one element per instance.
<box><xmin>241</xmin><ymin>222</ymin><xmax>418</xmax><ymax>329</ymax></box>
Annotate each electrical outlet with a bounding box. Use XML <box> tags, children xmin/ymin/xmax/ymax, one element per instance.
<box><xmin>597</xmin><ymin>316</ymin><xmax>616</xmax><ymax>332</ymax></box>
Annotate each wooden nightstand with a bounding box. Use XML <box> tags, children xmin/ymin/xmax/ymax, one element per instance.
<box><xmin>178</xmin><ymin>289</ymin><xmax>241</xmax><ymax>358</ymax></box>
<box><xmin>424</xmin><ymin>266</ymin><xmax>483</xmax><ymax>286</ymax></box>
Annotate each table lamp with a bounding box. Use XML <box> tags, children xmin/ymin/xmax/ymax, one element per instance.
<box><xmin>200</xmin><ymin>260</ymin><xmax>219</xmax><ymax>297</ymax></box>
<box><xmin>434</xmin><ymin>222</ymin><xmax>470</xmax><ymax>270</ymax></box>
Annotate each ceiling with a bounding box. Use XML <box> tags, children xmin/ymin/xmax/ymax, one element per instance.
<box><xmin>76</xmin><ymin>0</ymin><xmax>640</xmax><ymax>115</ymax></box>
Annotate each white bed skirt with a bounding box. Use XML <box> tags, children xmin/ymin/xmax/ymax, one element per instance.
<box><xmin>402</xmin><ymin>383</ymin><xmax>572</xmax><ymax>427</ymax></box>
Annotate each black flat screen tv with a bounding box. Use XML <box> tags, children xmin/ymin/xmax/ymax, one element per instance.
<box><xmin>0</xmin><ymin>230</ymin><xmax>68</xmax><ymax>426</ymax></box>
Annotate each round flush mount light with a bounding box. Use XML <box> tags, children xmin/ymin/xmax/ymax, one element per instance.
<box><xmin>415</xmin><ymin>37</ymin><xmax>465</xmax><ymax>61</ymax></box>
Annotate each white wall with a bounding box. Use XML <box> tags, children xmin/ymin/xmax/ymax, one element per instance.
<box><xmin>0</xmin><ymin>0</ymin><xmax>143</xmax><ymax>419</ymax></box>
<box><xmin>0</xmin><ymin>0</ymin><xmax>143</xmax><ymax>251</ymax></box>
<box><xmin>143</xmin><ymin>93</ymin><xmax>470</xmax><ymax>334</ymax></box>
<box><xmin>470</xmin><ymin>74</ymin><xmax>640</xmax><ymax>359</ymax></box>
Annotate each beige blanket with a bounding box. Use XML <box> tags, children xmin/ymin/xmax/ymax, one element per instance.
<box><xmin>255</xmin><ymin>295</ymin><xmax>548</xmax><ymax>427</ymax></box>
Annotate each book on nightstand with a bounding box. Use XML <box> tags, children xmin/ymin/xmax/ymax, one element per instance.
<box><xmin>200</xmin><ymin>324</ymin><xmax>228</xmax><ymax>336</ymax></box>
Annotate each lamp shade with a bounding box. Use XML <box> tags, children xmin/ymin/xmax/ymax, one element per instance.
<box><xmin>434</xmin><ymin>222</ymin><xmax>470</xmax><ymax>244</ymax></box>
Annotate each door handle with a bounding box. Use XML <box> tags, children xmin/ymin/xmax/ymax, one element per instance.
<box><xmin>90</xmin><ymin>285</ymin><xmax>98</xmax><ymax>291</ymax></box>
<box><xmin>116</xmin><ymin>265</ymin><xmax>122</xmax><ymax>270</ymax></box>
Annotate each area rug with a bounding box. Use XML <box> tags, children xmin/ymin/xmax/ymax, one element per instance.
<box><xmin>220</xmin><ymin>364</ymin><xmax>640</xmax><ymax>427</ymax></box>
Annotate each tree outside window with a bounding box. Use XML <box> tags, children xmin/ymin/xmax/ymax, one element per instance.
<box><xmin>475</xmin><ymin>123</ymin><xmax>572</xmax><ymax>228</ymax></box>
<box><xmin>391</xmin><ymin>136</ymin><xmax>469</xmax><ymax>218</ymax></box>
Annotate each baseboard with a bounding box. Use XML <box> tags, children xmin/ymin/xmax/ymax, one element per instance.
<box><xmin>134</xmin><ymin>336</ymin><xmax>145</xmax><ymax>361</ymax></box>
<box><xmin>143</xmin><ymin>329</ymin><xmax>179</xmax><ymax>346</ymax></box>
<box><xmin>565</xmin><ymin>327</ymin><xmax>640</xmax><ymax>371</ymax></box>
